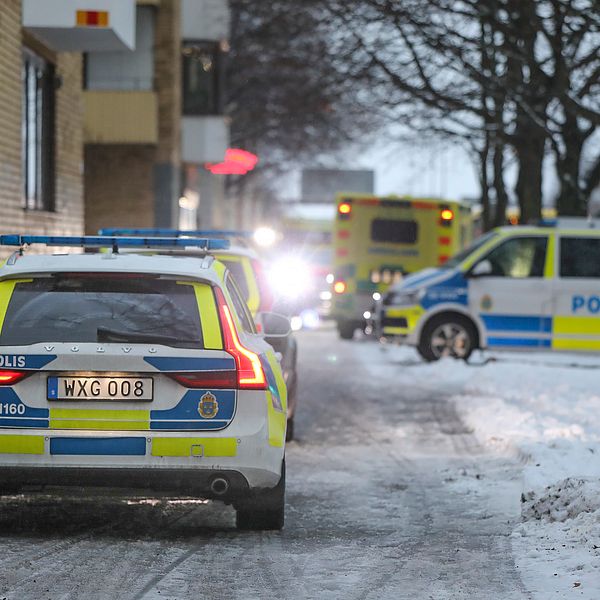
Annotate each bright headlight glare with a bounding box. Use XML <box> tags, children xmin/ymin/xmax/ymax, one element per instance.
<box><xmin>254</xmin><ymin>227</ymin><xmax>277</xmax><ymax>247</ymax></box>
<box><xmin>268</xmin><ymin>257</ymin><xmax>312</xmax><ymax>299</ymax></box>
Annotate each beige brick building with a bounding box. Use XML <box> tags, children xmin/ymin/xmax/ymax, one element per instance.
<box><xmin>0</xmin><ymin>0</ymin><xmax>234</xmax><ymax>248</ymax></box>
<box><xmin>0</xmin><ymin>1</ymin><xmax>85</xmax><ymax>244</ymax></box>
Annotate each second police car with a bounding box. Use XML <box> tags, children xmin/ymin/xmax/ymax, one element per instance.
<box><xmin>99</xmin><ymin>228</ymin><xmax>300</xmax><ymax>441</ymax></box>
<box><xmin>372</xmin><ymin>220</ymin><xmax>600</xmax><ymax>360</ymax></box>
<box><xmin>0</xmin><ymin>235</ymin><xmax>290</xmax><ymax>530</ymax></box>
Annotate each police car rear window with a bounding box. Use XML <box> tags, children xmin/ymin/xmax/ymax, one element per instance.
<box><xmin>0</xmin><ymin>276</ymin><xmax>204</xmax><ymax>348</ymax></box>
<box><xmin>371</xmin><ymin>219</ymin><xmax>418</xmax><ymax>244</ymax></box>
<box><xmin>560</xmin><ymin>238</ymin><xmax>600</xmax><ymax>278</ymax></box>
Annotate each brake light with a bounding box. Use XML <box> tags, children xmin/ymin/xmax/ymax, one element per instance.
<box><xmin>214</xmin><ymin>288</ymin><xmax>267</xmax><ymax>390</ymax></box>
<box><xmin>0</xmin><ymin>371</ymin><xmax>29</xmax><ymax>385</ymax></box>
<box><xmin>168</xmin><ymin>371</ymin><xmax>237</xmax><ymax>389</ymax></box>
<box><xmin>334</xmin><ymin>280</ymin><xmax>346</xmax><ymax>294</ymax></box>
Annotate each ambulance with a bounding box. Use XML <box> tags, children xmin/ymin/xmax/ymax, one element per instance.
<box><xmin>372</xmin><ymin>220</ymin><xmax>600</xmax><ymax>360</ymax></box>
<box><xmin>331</xmin><ymin>194</ymin><xmax>474</xmax><ymax>339</ymax></box>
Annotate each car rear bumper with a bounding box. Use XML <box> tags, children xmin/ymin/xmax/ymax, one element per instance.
<box><xmin>0</xmin><ymin>465</ymin><xmax>255</xmax><ymax>500</ymax></box>
<box><xmin>0</xmin><ymin>424</ymin><xmax>284</xmax><ymax>493</ymax></box>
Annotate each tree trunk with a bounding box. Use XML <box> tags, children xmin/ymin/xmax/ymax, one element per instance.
<box><xmin>478</xmin><ymin>135</ymin><xmax>492</xmax><ymax>231</ymax></box>
<box><xmin>492</xmin><ymin>142</ymin><xmax>508</xmax><ymax>227</ymax></box>
<box><xmin>555</xmin><ymin>112</ymin><xmax>592</xmax><ymax>216</ymax></box>
<box><xmin>514</xmin><ymin>130</ymin><xmax>545</xmax><ymax>224</ymax></box>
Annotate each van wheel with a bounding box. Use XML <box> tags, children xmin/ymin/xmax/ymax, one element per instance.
<box><xmin>236</xmin><ymin>460</ymin><xmax>285</xmax><ymax>531</ymax></box>
<box><xmin>338</xmin><ymin>320</ymin><xmax>355</xmax><ymax>340</ymax></box>
<box><xmin>418</xmin><ymin>315</ymin><xmax>476</xmax><ymax>362</ymax></box>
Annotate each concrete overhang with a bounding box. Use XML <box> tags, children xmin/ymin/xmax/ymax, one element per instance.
<box><xmin>182</xmin><ymin>116</ymin><xmax>229</xmax><ymax>165</ymax></box>
<box><xmin>23</xmin><ymin>0</ymin><xmax>136</xmax><ymax>52</ymax></box>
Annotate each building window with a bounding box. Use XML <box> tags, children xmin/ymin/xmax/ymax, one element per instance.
<box><xmin>182</xmin><ymin>41</ymin><xmax>222</xmax><ymax>115</ymax></box>
<box><xmin>22</xmin><ymin>48</ymin><xmax>55</xmax><ymax>211</ymax></box>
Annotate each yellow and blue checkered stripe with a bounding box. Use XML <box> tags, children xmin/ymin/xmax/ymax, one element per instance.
<box><xmin>481</xmin><ymin>313</ymin><xmax>600</xmax><ymax>351</ymax></box>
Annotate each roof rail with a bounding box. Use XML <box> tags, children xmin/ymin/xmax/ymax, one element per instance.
<box><xmin>98</xmin><ymin>228</ymin><xmax>253</xmax><ymax>239</ymax></box>
<box><xmin>0</xmin><ymin>235</ymin><xmax>230</xmax><ymax>252</ymax></box>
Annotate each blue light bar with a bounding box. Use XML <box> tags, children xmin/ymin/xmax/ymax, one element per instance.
<box><xmin>0</xmin><ymin>235</ymin><xmax>230</xmax><ymax>250</ymax></box>
<box><xmin>98</xmin><ymin>228</ymin><xmax>253</xmax><ymax>238</ymax></box>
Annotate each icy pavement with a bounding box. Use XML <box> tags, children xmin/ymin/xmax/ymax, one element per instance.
<box><xmin>370</xmin><ymin>339</ymin><xmax>600</xmax><ymax>598</ymax></box>
<box><xmin>0</xmin><ymin>327</ymin><xmax>597</xmax><ymax>598</ymax></box>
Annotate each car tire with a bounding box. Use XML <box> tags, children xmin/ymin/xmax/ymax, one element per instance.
<box><xmin>236</xmin><ymin>460</ymin><xmax>285</xmax><ymax>531</ymax></box>
<box><xmin>285</xmin><ymin>416</ymin><xmax>294</xmax><ymax>442</ymax></box>
<box><xmin>417</xmin><ymin>314</ymin><xmax>477</xmax><ymax>362</ymax></box>
<box><xmin>338</xmin><ymin>320</ymin><xmax>355</xmax><ymax>340</ymax></box>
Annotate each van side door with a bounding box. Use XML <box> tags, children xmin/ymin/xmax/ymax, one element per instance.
<box><xmin>553</xmin><ymin>235</ymin><xmax>600</xmax><ymax>352</ymax></box>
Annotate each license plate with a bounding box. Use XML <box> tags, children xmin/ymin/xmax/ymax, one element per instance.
<box><xmin>47</xmin><ymin>377</ymin><xmax>153</xmax><ymax>401</ymax></box>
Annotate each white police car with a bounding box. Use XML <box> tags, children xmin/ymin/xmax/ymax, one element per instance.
<box><xmin>0</xmin><ymin>235</ymin><xmax>290</xmax><ymax>530</ymax></box>
<box><xmin>373</xmin><ymin>221</ymin><xmax>600</xmax><ymax>360</ymax></box>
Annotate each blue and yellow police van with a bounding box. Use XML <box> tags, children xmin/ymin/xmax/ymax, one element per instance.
<box><xmin>372</xmin><ymin>220</ymin><xmax>600</xmax><ymax>361</ymax></box>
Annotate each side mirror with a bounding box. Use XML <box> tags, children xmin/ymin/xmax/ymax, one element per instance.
<box><xmin>257</xmin><ymin>311</ymin><xmax>292</xmax><ymax>338</ymax></box>
<box><xmin>470</xmin><ymin>259</ymin><xmax>493</xmax><ymax>278</ymax></box>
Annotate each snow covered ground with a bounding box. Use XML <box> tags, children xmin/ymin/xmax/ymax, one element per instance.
<box><xmin>376</xmin><ymin>342</ymin><xmax>600</xmax><ymax>598</ymax></box>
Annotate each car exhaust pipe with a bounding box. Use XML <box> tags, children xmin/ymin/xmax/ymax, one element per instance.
<box><xmin>210</xmin><ymin>476</ymin><xmax>230</xmax><ymax>496</ymax></box>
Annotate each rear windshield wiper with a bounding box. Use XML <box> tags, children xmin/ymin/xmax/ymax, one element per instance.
<box><xmin>97</xmin><ymin>327</ymin><xmax>198</xmax><ymax>346</ymax></box>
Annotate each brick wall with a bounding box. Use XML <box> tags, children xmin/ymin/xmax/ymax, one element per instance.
<box><xmin>84</xmin><ymin>145</ymin><xmax>156</xmax><ymax>234</ymax></box>
<box><xmin>0</xmin><ymin>0</ymin><xmax>84</xmax><ymax>253</ymax></box>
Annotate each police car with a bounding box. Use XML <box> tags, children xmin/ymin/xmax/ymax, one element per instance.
<box><xmin>372</xmin><ymin>221</ymin><xmax>600</xmax><ymax>360</ymax></box>
<box><xmin>99</xmin><ymin>228</ymin><xmax>299</xmax><ymax>442</ymax></box>
<box><xmin>0</xmin><ymin>235</ymin><xmax>290</xmax><ymax>530</ymax></box>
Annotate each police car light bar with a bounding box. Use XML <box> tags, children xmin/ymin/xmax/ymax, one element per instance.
<box><xmin>0</xmin><ymin>235</ymin><xmax>231</xmax><ymax>251</ymax></box>
<box><xmin>98</xmin><ymin>228</ymin><xmax>253</xmax><ymax>239</ymax></box>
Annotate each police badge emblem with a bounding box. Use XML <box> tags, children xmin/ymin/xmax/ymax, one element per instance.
<box><xmin>198</xmin><ymin>392</ymin><xmax>219</xmax><ymax>419</ymax></box>
<box><xmin>481</xmin><ymin>294</ymin><xmax>493</xmax><ymax>311</ymax></box>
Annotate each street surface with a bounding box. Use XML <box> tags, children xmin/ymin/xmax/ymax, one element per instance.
<box><xmin>0</xmin><ymin>325</ymin><xmax>535</xmax><ymax>599</ymax></box>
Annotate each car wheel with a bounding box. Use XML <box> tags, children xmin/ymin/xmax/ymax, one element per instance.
<box><xmin>338</xmin><ymin>320</ymin><xmax>355</xmax><ymax>340</ymax></box>
<box><xmin>418</xmin><ymin>315</ymin><xmax>476</xmax><ymax>362</ymax></box>
<box><xmin>285</xmin><ymin>416</ymin><xmax>294</xmax><ymax>442</ymax></box>
<box><xmin>236</xmin><ymin>460</ymin><xmax>285</xmax><ymax>531</ymax></box>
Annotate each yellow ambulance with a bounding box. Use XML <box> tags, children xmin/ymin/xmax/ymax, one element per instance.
<box><xmin>331</xmin><ymin>194</ymin><xmax>474</xmax><ymax>339</ymax></box>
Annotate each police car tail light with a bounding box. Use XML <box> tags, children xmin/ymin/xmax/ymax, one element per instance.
<box><xmin>168</xmin><ymin>371</ymin><xmax>237</xmax><ymax>389</ymax></box>
<box><xmin>215</xmin><ymin>288</ymin><xmax>267</xmax><ymax>391</ymax></box>
<box><xmin>0</xmin><ymin>370</ymin><xmax>29</xmax><ymax>385</ymax></box>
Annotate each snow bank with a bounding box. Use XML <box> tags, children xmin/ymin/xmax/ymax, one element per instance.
<box><xmin>370</xmin><ymin>342</ymin><xmax>600</xmax><ymax>597</ymax></box>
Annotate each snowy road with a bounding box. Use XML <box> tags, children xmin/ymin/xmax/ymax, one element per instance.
<box><xmin>0</xmin><ymin>326</ymin><xmax>545</xmax><ymax>599</ymax></box>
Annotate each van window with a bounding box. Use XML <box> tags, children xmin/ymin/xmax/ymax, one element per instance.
<box><xmin>443</xmin><ymin>231</ymin><xmax>498</xmax><ymax>269</ymax></box>
<box><xmin>371</xmin><ymin>219</ymin><xmax>418</xmax><ymax>244</ymax></box>
<box><xmin>560</xmin><ymin>237</ymin><xmax>600</xmax><ymax>278</ymax></box>
<box><xmin>481</xmin><ymin>236</ymin><xmax>547</xmax><ymax>278</ymax></box>
<box><xmin>0</xmin><ymin>276</ymin><xmax>204</xmax><ymax>348</ymax></box>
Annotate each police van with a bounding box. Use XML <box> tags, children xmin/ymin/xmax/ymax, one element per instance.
<box><xmin>0</xmin><ymin>235</ymin><xmax>290</xmax><ymax>530</ymax></box>
<box><xmin>372</xmin><ymin>220</ymin><xmax>600</xmax><ymax>360</ymax></box>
